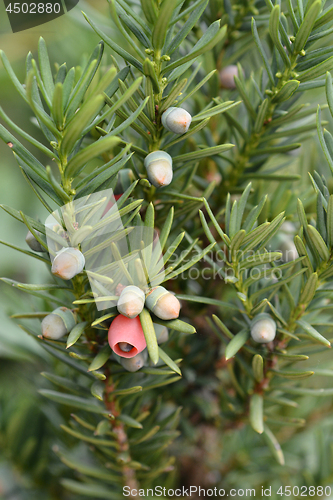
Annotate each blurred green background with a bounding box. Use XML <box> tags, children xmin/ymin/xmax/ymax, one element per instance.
<box><xmin>0</xmin><ymin>3</ymin><xmax>113</xmax><ymax>497</ymax></box>
<box><xmin>1</xmin><ymin>2</ymin><xmax>333</xmax><ymax>498</ymax></box>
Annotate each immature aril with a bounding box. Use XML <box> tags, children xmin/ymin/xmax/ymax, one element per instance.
<box><xmin>117</xmin><ymin>285</ymin><xmax>145</xmax><ymax>319</ymax></box>
<box><xmin>154</xmin><ymin>323</ymin><xmax>169</xmax><ymax>344</ymax></box>
<box><xmin>41</xmin><ymin>307</ymin><xmax>76</xmax><ymax>340</ymax></box>
<box><xmin>120</xmin><ymin>350</ymin><xmax>148</xmax><ymax>372</ymax></box>
<box><xmin>161</xmin><ymin>107</ymin><xmax>192</xmax><ymax>135</ymax></box>
<box><xmin>145</xmin><ymin>286</ymin><xmax>180</xmax><ymax>320</ymax></box>
<box><xmin>220</xmin><ymin>65</ymin><xmax>238</xmax><ymax>89</ymax></box>
<box><xmin>108</xmin><ymin>315</ymin><xmax>146</xmax><ymax>358</ymax></box>
<box><xmin>25</xmin><ymin>230</ymin><xmax>45</xmax><ymax>252</ymax></box>
<box><xmin>144</xmin><ymin>151</ymin><xmax>173</xmax><ymax>188</ymax></box>
<box><xmin>250</xmin><ymin>313</ymin><xmax>276</xmax><ymax>344</ymax></box>
<box><xmin>51</xmin><ymin>247</ymin><xmax>85</xmax><ymax>280</ymax></box>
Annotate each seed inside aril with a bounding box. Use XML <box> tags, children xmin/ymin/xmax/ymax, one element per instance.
<box><xmin>118</xmin><ymin>342</ymin><xmax>134</xmax><ymax>352</ymax></box>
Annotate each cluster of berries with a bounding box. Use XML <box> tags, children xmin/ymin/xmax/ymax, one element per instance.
<box><xmin>109</xmin><ymin>284</ymin><xmax>180</xmax><ymax>363</ymax></box>
<box><xmin>27</xmin><ymin>228</ymin><xmax>179</xmax><ymax>372</ymax></box>
<box><xmin>144</xmin><ymin>107</ymin><xmax>192</xmax><ymax>188</ymax></box>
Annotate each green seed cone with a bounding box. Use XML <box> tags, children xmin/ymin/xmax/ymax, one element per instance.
<box><xmin>145</xmin><ymin>286</ymin><xmax>180</xmax><ymax>320</ymax></box>
<box><xmin>117</xmin><ymin>285</ymin><xmax>145</xmax><ymax>318</ymax></box>
<box><xmin>250</xmin><ymin>313</ymin><xmax>276</xmax><ymax>344</ymax></box>
<box><xmin>41</xmin><ymin>307</ymin><xmax>76</xmax><ymax>340</ymax></box>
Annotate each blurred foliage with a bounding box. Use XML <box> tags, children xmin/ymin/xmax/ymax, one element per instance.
<box><xmin>1</xmin><ymin>0</ymin><xmax>333</xmax><ymax>498</ymax></box>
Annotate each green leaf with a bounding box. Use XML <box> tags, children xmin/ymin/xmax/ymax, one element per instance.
<box><xmin>91</xmin><ymin>381</ymin><xmax>104</xmax><ymax>401</ymax></box>
<box><xmin>0</xmin><ymin>204</ymin><xmax>45</xmax><ymax>233</ymax></box>
<box><xmin>0</xmin><ymin>278</ymin><xmax>68</xmax><ymax>292</ymax></box>
<box><xmin>314</xmin><ymin>4</ymin><xmax>333</xmax><ymax>29</ymax></box>
<box><xmin>76</xmin><ymin>154</ymin><xmax>132</xmax><ymax>198</ymax></box>
<box><xmin>294</xmin><ymin>0</ymin><xmax>321</xmax><ymax>53</ymax></box>
<box><xmin>25</xmin><ymin>71</ymin><xmax>60</xmax><ymax>139</ymax></box>
<box><xmin>109</xmin><ymin>0</ymin><xmax>146</xmax><ymax>59</ymax></box>
<box><xmin>243</xmin><ymin>213</ymin><xmax>285</xmax><ymax>252</ymax></box>
<box><xmin>153</xmin><ymin>207</ymin><xmax>173</xmax><ymax>254</ymax></box>
<box><xmin>58</xmin><ymin>452</ymin><xmax>120</xmax><ymax>482</ymax></box>
<box><xmin>249</xmin><ymin>394</ymin><xmax>264</xmax><ymax>434</ymax></box>
<box><xmin>272</xmin><ymin>369</ymin><xmax>314</xmax><ymax>379</ymax></box>
<box><xmin>113</xmin><ymin>2</ymin><xmax>150</xmax><ymax>48</ymax></box>
<box><xmin>263</xmin><ymin>426</ymin><xmax>285</xmax><ymax>465</ymax></box>
<box><xmin>41</xmin><ymin>372</ymin><xmax>87</xmax><ymax>395</ymax></box>
<box><xmin>140</xmin><ymin>308</ymin><xmax>159</xmax><ymax>365</ymax></box>
<box><xmin>251</xmin><ymin>268</ymin><xmax>307</xmax><ymax>301</ymax></box>
<box><xmin>130</xmin><ymin>425</ymin><xmax>160</xmax><ymax>445</ymax></box>
<box><xmin>177</xmin><ymin>69</ymin><xmax>216</xmax><ymax>106</ymax></box>
<box><xmin>39</xmin><ymin>390</ymin><xmax>109</xmax><ymax>415</ymax></box>
<box><xmin>307</xmin><ymin>224</ymin><xmax>329</xmax><ymax>261</ymax></box>
<box><xmin>164</xmin><ymin>118</ymin><xmax>210</xmax><ymax>149</ymax></box>
<box><xmin>254</xmin><ymin>99</ymin><xmax>269</xmax><ymax>133</ymax></box>
<box><xmin>269</xmin><ymin>6</ymin><xmax>290</xmax><ymax>67</ymax></box>
<box><xmin>111</xmin><ymin>386</ymin><xmax>143</xmax><ymax>396</ymax></box>
<box><xmin>151</xmin><ymin>317</ymin><xmax>196</xmax><ymax>334</ymax></box>
<box><xmin>192</xmin><ymin>100</ymin><xmax>240</xmax><ymax>121</ymax></box>
<box><xmin>83</xmin><ymin>13</ymin><xmax>143</xmax><ymax>73</ymax></box>
<box><xmin>67</xmin><ymin>322</ymin><xmax>87</xmax><ymax>349</ymax></box>
<box><xmin>117</xmin><ymin>415</ymin><xmax>143</xmax><ymax>429</ymax></box>
<box><xmin>152</xmin><ymin>0</ymin><xmax>179</xmax><ymax>51</ymax></box>
<box><xmin>284</xmin><ymin>387</ymin><xmax>333</xmax><ymax>396</ymax></box>
<box><xmin>249</xmin><ymin>143</ymin><xmax>301</xmax><ymax>156</ymax></box>
<box><xmin>46</xmin><ymin>166</ymin><xmax>70</xmax><ymax>203</ymax></box>
<box><xmin>0</xmin><ymin>50</ymin><xmax>27</xmax><ymax>102</ymax></box>
<box><xmin>158</xmin><ymin>347</ymin><xmax>181</xmax><ymax>375</ymax></box>
<box><xmin>65</xmin><ymin>136</ymin><xmax>121</xmax><ymax>178</ymax></box>
<box><xmin>243</xmin><ymin>196</ymin><xmax>267</xmax><ymax>232</ymax></box>
<box><xmin>61</xmin><ymin>425</ymin><xmax>116</xmax><ymax>446</ymax></box>
<box><xmin>252</xmin><ymin>354</ymin><xmax>264</xmax><ymax>382</ymax></box>
<box><xmin>165</xmin><ymin>242</ymin><xmax>215</xmax><ymax>280</ymax></box>
<box><xmin>143</xmin><ymin>58</ymin><xmax>160</xmax><ymax>93</ymax></box>
<box><xmin>51</xmin><ymin>82</ymin><xmax>64</xmax><ymax>131</ymax></box>
<box><xmin>173</xmin><ymin>144</ymin><xmax>234</xmax><ymax>164</ymax></box>
<box><xmin>37</xmin><ymin>37</ymin><xmax>54</xmax><ymax>99</ymax></box>
<box><xmin>163</xmin><ymin>22</ymin><xmax>227</xmax><ymax>75</ymax></box>
<box><xmin>0</xmin><ymin>239</ymin><xmax>49</xmax><ymax>264</ymax></box>
<box><xmin>272</xmin><ymin>80</ymin><xmax>299</xmax><ymax>103</ymax></box>
<box><xmin>327</xmin><ymin>195</ymin><xmax>333</xmax><ymax>247</ymax></box>
<box><xmin>166</xmin><ymin>0</ymin><xmax>209</xmax><ymax>55</ymax></box>
<box><xmin>140</xmin><ymin>0</ymin><xmax>157</xmax><ymax>24</ymax></box>
<box><xmin>212</xmin><ymin>314</ymin><xmax>234</xmax><ymax>339</ymax></box>
<box><xmin>296</xmin><ymin>319</ymin><xmax>331</xmax><ymax>347</ymax></box>
<box><xmin>265</xmin><ymin>395</ymin><xmax>298</xmax><ymax>408</ymax></box>
<box><xmin>225</xmin><ymin>329</ymin><xmax>250</xmax><ymax>360</ymax></box>
<box><xmin>0</xmin><ymin>106</ymin><xmax>53</xmax><ymax>159</ymax></box>
<box><xmin>298</xmin><ymin>56</ymin><xmax>333</xmax><ymax>82</ymax></box>
<box><xmin>240</xmin><ymin>252</ymin><xmax>282</xmax><ymax>270</ymax></box>
<box><xmin>298</xmin><ymin>273</ymin><xmax>318</xmax><ymax>305</ymax></box>
<box><xmin>61</xmin><ymin>479</ymin><xmax>121</xmax><ymax>499</ymax></box>
<box><xmin>0</xmin><ymin>124</ymin><xmax>49</xmax><ymax>183</ymax></box>
<box><xmin>88</xmin><ymin>345</ymin><xmax>112</xmax><ymax>371</ymax></box>
<box><xmin>251</xmin><ymin>19</ymin><xmax>274</xmax><ymax>85</ymax></box>
<box><xmin>160</xmin><ymin>79</ymin><xmax>187</xmax><ymax>112</ymax></box>
<box><xmin>317</xmin><ymin>105</ymin><xmax>333</xmax><ymax>173</ymax></box>
<box><xmin>62</xmin><ymin>67</ymin><xmax>75</xmax><ymax>109</ymax></box>
<box><xmin>104</xmin><ymin>97</ymin><xmax>149</xmax><ymax>139</ymax></box>
<box><xmin>230</xmin><ymin>230</ymin><xmax>246</xmax><ymax>258</ymax></box>
<box><xmin>61</xmin><ymin>95</ymin><xmax>105</xmax><ymax>156</ymax></box>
